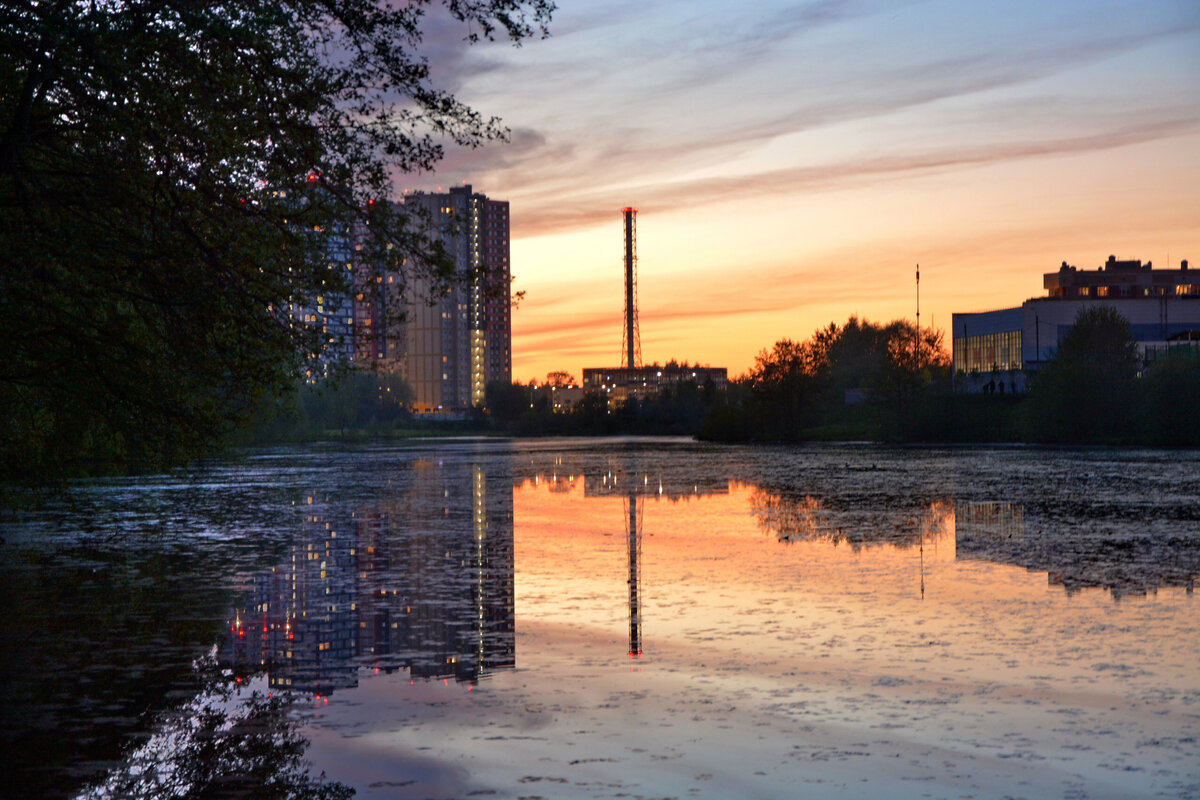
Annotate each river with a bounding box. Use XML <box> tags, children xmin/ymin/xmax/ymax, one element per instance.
<box><xmin>2</xmin><ymin>438</ymin><xmax>1198</xmax><ymax>799</ymax></box>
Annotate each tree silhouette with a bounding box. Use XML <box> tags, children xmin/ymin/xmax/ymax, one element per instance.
<box><xmin>82</xmin><ymin>685</ymin><xmax>354</xmax><ymax>800</ymax></box>
<box><xmin>0</xmin><ymin>1</ymin><xmax>553</xmax><ymax>487</ymax></box>
<box><xmin>1026</xmin><ymin>306</ymin><xmax>1139</xmax><ymax>442</ymax></box>
<box><xmin>1141</xmin><ymin>350</ymin><xmax>1200</xmax><ymax>445</ymax></box>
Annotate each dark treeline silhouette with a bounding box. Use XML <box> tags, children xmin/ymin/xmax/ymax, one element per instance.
<box><xmin>239</xmin><ymin>309</ymin><xmax>1200</xmax><ymax>447</ymax></box>
<box><xmin>1</xmin><ymin>2</ymin><xmax>553</xmax><ymax>489</ymax></box>
<box><xmin>481</xmin><ymin>319</ymin><xmax>955</xmax><ymax>441</ymax></box>
<box><xmin>704</xmin><ymin>308</ymin><xmax>1200</xmax><ymax>446</ymax></box>
<box><xmin>485</xmin><ymin>377</ymin><xmax>721</xmax><ymax>437</ymax></box>
<box><xmin>236</xmin><ymin>370</ymin><xmax>442</xmax><ymax>443</ymax></box>
<box><xmin>701</xmin><ymin>316</ymin><xmax>952</xmax><ymax>442</ymax></box>
<box><xmin>1021</xmin><ymin>306</ymin><xmax>1200</xmax><ymax>445</ymax></box>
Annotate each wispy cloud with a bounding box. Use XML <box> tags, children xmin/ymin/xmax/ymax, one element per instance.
<box><xmin>402</xmin><ymin>1</ymin><xmax>1200</xmax><ymax>377</ymax></box>
<box><xmin>426</xmin><ymin>4</ymin><xmax>1199</xmax><ymax>238</ymax></box>
<box><xmin>507</xmin><ymin>115</ymin><xmax>1199</xmax><ymax>237</ymax></box>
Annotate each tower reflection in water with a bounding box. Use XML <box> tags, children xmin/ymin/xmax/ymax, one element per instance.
<box><xmin>514</xmin><ymin>450</ymin><xmax>731</xmax><ymax>660</ymax></box>
<box><xmin>627</xmin><ymin>490</ymin><xmax>642</xmax><ymax>659</ymax></box>
<box><xmin>221</xmin><ymin>458</ymin><xmax>515</xmax><ymax>695</ymax></box>
<box><xmin>574</xmin><ymin>460</ymin><xmax>730</xmax><ymax>660</ymax></box>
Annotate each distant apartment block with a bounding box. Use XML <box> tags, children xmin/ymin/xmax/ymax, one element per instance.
<box><xmin>402</xmin><ymin>185</ymin><xmax>512</xmax><ymax>413</ymax></box>
<box><xmin>290</xmin><ymin>209</ymin><xmax>405</xmax><ymax>379</ymax></box>
<box><xmin>952</xmin><ymin>255</ymin><xmax>1200</xmax><ymax>393</ymax></box>
<box><xmin>582</xmin><ymin>363</ymin><xmax>729</xmax><ymax>405</ymax></box>
<box><xmin>297</xmin><ymin>185</ymin><xmax>512</xmax><ymax>412</ymax></box>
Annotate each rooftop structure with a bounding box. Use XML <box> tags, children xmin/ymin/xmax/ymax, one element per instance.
<box><xmin>1045</xmin><ymin>255</ymin><xmax>1199</xmax><ymax>299</ymax></box>
<box><xmin>952</xmin><ymin>254</ymin><xmax>1200</xmax><ymax>393</ymax></box>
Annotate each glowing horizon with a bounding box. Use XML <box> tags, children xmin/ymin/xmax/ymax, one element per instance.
<box><xmin>405</xmin><ymin>0</ymin><xmax>1200</xmax><ymax>383</ymax></box>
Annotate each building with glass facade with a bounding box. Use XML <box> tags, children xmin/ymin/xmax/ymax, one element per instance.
<box><xmin>952</xmin><ymin>256</ymin><xmax>1200</xmax><ymax>393</ymax></box>
<box><xmin>401</xmin><ymin>185</ymin><xmax>512</xmax><ymax>413</ymax></box>
<box><xmin>303</xmin><ymin>186</ymin><xmax>512</xmax><ymax>411</ymax></box>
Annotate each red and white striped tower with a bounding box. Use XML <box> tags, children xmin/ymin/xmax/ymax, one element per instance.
<box><xmin>621</xmin><ymin>207</ymin><xmax>641</xmax><ymax>369</ymax></box>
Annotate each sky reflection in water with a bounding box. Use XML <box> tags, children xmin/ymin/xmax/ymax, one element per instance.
<box><xmin>3</xmin><ymin>441</ymin><xmax>1198</xmax><ymax>799</ymax></box>
<box><xmin>219</xmin><ymin>442</ymin><xmax>1199</xmax><ymax>799</ymax></box>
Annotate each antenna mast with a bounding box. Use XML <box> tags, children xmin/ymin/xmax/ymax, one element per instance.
<box><xmin>915</xmin><ymin>264</ymin><xmax>921</xmax><ymax>368</ymax></box>
<box><xmin>621</xmin><ymin>207</ymin><xmax>641</xmax><ymax>369</ymax></box>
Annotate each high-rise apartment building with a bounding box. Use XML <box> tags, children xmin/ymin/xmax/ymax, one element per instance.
<box><xmin>297</xmin><ymin>185</ymin><xmax>511</xmax><ymax>411</ymax></box>
<box><xmin>402</xmin><ymin>185</ymin><xmax>511</xmax><ymax>413</ymax></box>
<box><xmin>349</xmin><ymin>218</ymin><xmax>405</xmax><ymax>373</ymax></box>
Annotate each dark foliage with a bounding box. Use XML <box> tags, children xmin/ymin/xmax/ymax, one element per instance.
<box><xmin>484</xmin><ymin>379</ymin><xmax>531</xmax><ymax>427</ymax></box>
<box><xmin>1140</xmin><ymin>350</ymin><xmax>1200</xmax><ymax>446</ymax></box>
<box><xmin>0</xmin><ymin>1</ymin><xmax>553</xmax><ymax>487</ymax></box>
<box><xmin>702</xmin><ymin>308</ymin><xmax>1197</xmax><ymax>447</ymax></box>
<box><xmin>701</xmin><ymin>316</ymin><xmax>950</xmax><ymax>442</ymax></box>
<box><xmin>88</xmin><ymin>682</ymin><xmax>354</xmax><ymax>800</ymax></box>
<box><xmin>1024</xmin><ymin>306</ymin><xmax>1140</xmax><ymax>443</ymax></box>
<box><xmin>238</xmin><ymin>371</ymin><xmax>417</xmax><ymax>442</ymax></box>
<box><xmin>485</xmin><ymin>380</ymin><xmax>722</xmax><ymax>438</ymax></box>
<box><xmin>892</xmin><ymin>392</ymin><xmax>1024</xmax><ymax>443</ymax></box>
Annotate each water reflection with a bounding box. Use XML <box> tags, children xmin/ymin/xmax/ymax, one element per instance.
<box><xmin>956</xmin><ymin>500</ymin><xmax>1200</xmax><ymax>598</ymax></box>
<box><xmin>7</xmin><ymin>442</ymin><xmax>1200</xmax><ymax>800</ymax></box>
<box><xmin>220</xmin><ymin>459</ymin><xmax>515</xmax><ymax>693</ymax></box>
<box><xmin>750</xmin><ymin>489</ymin><xmax>954</xmax><ymax>550</ymax></box>
<box><xmin>79</xmin><ymin>659</ymin><xmax>353</xmax><ymax>800</ymax></box>
<box><xmin>514</xmin><ymin>449</ymin><xmax>731</xmax><ymax>500</ymax></box>
<box><xmin>627</xmin><ymin>494</ymin><xmax>642</xmax><ymax>659</ymax></box>
<box><xmin>517</xmin><ymin>452</ymin><xmax>732</xmax><ymax>659</ymax></box>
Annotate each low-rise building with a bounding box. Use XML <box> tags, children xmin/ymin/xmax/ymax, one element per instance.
<box><xmin>529</xmin><ymin>383</ymin><xmax>585</xmax><ymax>412</ymax></box>
<box><xmin>952</xmin><ymin>256</ymin><xmax>1200</xmax><ymax>393</ymax></box>
<box><xmin>581</xmin><ymin>363</ymin><xmax>729</xmax><ymax>406</ymax></box>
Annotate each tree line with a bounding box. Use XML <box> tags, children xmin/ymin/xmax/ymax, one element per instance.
<box><xmin>1020</xmin><ymin>307</ymin><xmax>1200</xmax><ymax>445</ymax></box>
<box><xmin>246</xmin><ymin>307</ymin><xmax>1199</xmax><ymax>447</ymax></box>
<box><xmin>704</xmin><ymin>307</ymin><xmax>1200</xmax><ymax>446</ymax></box>
<box><xmin>482</xmin><ymin>308</ymin><xmax>1200</xmax><ymax>446</ymax></box>
<box><xmin>702</xmin><ymin>316</ymin><xmax>948</xmax><ymax>441</ymax></box>
<box><xmin>484</xmin><ymin>376</ymin><xmax>721</xmax><ymax>437</ymax></box>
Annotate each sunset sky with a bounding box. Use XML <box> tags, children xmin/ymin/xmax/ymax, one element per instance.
<box><xmin>409</xmin><ymin>0</ymin><xmax>1200</xmax><ymax>382</ymax></box>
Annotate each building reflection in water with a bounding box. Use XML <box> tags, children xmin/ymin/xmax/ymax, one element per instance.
<box><xmin>221</xmin><ymin>459</ymin><xmax>514</xmax><ymax>695</ymax></box>
<box><xmin>955</xmin><ymin>501</ymin><xmax>1199</xmax><ymax>598</ymax></box>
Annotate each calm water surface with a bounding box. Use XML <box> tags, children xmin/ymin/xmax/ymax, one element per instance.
<box><xmin>2</xmin><ymin>439</ymin><xmax>1198</xmax><ymax>799</ymax></box>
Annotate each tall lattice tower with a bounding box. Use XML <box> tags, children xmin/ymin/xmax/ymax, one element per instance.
<box><xmin>621</xmin><ymin>207</ymin><xmax>642</xmax><ymax>369</ymax></box>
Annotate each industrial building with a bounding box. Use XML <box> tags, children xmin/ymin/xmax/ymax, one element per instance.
<box><xmin>582</xmin><ymin>364</ymin><xmax>729</xmax><ymax>396</ymax></box>
<box><xmin>582</xmin><ymin>207</ymin><xmax>728</xmax><ymax>404</ymax></box>
<box><xmin>952</xmin><ymin>256</ymin><xmax>1200</xmax><ymax>393</ymax></box>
